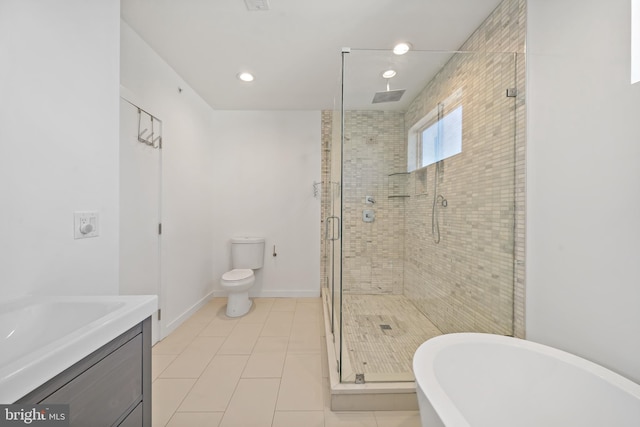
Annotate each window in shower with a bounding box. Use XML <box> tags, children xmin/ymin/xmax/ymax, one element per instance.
<box><xmin>408</xmin><ymin>89</ymin><xmax>463</xmax><ymax>171</ymax></box>
<box><xmin>419</xmin><ymin>105</ymin><xmax>462</xmax><ymax>167</ymax></box>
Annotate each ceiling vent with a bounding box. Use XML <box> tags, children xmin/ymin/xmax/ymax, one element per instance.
<box><xmin>244</xmin><ymin>0</ymin><xmax>270</xmax><ymax>11</ymax></box>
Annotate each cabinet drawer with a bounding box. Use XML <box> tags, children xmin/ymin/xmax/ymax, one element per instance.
<box><xmin>42</xmin><ymin>335</ymin><xmax>142</xmax><ymax>426</ymax></box>
<box><xmin>118</xmin><ymin>402</ymin><xmax>142</xmax><ymax>427</ymax></box>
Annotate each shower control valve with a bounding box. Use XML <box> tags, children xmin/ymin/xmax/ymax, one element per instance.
<box><xmin>362</xmin><ymin>210</ymin><xmax>375</xmax><ymax>223</ymax></box>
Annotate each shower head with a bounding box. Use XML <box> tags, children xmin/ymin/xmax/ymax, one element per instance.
<box><xmin>372</xmin><ymin>89</ymin><xmax>405</xmax><ymax>104</ymax></box>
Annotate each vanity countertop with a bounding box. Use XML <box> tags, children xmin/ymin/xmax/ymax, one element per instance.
<box><xmin>0</xmin><ymin>295</ymin><xmax>157</xmax><ymax>403</ymax></box>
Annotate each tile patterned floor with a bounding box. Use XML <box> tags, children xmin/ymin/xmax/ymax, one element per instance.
<box><xmin>342</xmin><ymin>294</ymin><xmax>442</xmax><ymax>378</ymax></box>
<box><xmin>151</xmin><ymin>297</ymin><xmax>421</xmax><ymax>427</ymax></box>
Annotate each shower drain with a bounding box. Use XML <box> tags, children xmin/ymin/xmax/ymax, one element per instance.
<box><xmin>380</xmin><ymin>324</ymin><xmax>392</xmax><ymax>330</ymax></box>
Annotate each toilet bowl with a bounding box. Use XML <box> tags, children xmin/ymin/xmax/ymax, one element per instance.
<box><xmin>220</xmin><ymin>237</ymin><xmax>265</xmax><ymax>317</ymax></box>
<box><xmin>221</xmin><ymin>269</ymin><xmax>255</xmax><ymax>317</ymax></box>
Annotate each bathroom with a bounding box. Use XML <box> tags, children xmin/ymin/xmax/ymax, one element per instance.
<box><xmin>2</xmin><ymin>0</ymin><xmax>640</xmax><ymax>426</ymax></box>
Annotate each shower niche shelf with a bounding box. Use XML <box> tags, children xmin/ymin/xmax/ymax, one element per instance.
<box><xmin>388</xmin><ymin>172</ymin><xmax>410</xmax><ymax>198</ymax></box>
<box><xmin>414</xmin><ymin>167</ymin><xmax>429</xmax><ymax>196</ymax></box>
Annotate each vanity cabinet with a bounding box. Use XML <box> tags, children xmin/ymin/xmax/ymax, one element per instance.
<box><xmin>16</xmin><ymin>317</ymin><xmax>151</xmax><ymax>427</ymax></box>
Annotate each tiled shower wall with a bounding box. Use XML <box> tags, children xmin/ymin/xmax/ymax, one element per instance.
<box><xmin>321</xmin><ymin>112</ymin><xmax>408</xmax><ymax>296</ymax></box>
<box><xmin>320</xmin><ymin>0</ymin><xmax>526</xmax><ymax>337</ymax></box>
<box><xmin>341</xmin><ymin>111</ymin><xmax>406</xmax><ymax>294</ymax></box>
<box><xmin>320</xmin><ymin>110</ymin><xmax>332</xmax><ymax>292</ymax></box>
<box><xmin>403</xmin><ymin>0</ymin><xmax>525</xmax><ymax>336</ymax></box>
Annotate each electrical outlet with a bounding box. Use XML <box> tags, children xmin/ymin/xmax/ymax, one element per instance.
<box><xmin>74</xmin><ymin>211</ymin><xmax>99</xmax><ymax>239</ymax></box>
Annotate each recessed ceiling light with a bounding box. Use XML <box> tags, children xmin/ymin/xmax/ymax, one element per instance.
<box><xmin>393</xmin><ymin>42</ymin><xmax>412</xmax><ymax>55</ymax></box>
<box><xmin>237</xmin><ymin>72</ymin><xmax>255</xmax><ymax>82</ymax></box>
<box><xmin>382</xmin><ymin>69</ymin><xmax>397</xmax><ymax>79</ymax></box>
<box><xmin>244</xmin><ymin>0</ymin><xmax>270</xmax><ymax>11</ymax></box>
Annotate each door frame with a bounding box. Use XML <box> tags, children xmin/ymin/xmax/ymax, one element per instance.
<box><xmin>119</xmin><ymin>85</ymin><xmax>165</xmax><ymax>343</ymax></box>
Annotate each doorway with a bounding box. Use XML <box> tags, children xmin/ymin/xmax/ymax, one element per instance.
<box><xmin>119</xmin><ymin>88</ymin><xmax>163</xmax><ymax>343</ymax></box>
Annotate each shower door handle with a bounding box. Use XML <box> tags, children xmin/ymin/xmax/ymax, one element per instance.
<box><xmin>325</xmin><ymin>216</ymin><xmax>341</xmax><ymax>241</ymax></box>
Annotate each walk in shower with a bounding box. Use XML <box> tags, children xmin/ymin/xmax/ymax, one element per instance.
<box><xmin>321</xmin><ymin>0</ymin><xmax>526</xmax><ymax>386</ymax></box>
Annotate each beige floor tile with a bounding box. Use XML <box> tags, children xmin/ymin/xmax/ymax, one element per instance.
<box><xmin>166</xmin><ymin>412</ymin><xmax>224</xmax><ymax>427</ymax></box>
<box><xmin>254</xmin><ymin>297</ymin><xmax>276</xmax><ymax>308</ymax></box>
<box><xmin>242</xmin><ymin>352</ymin><xmax>286</xmax><ymax>378</ymax></box>
<box><xmin>288</xmin><ymin>322</ymin><xmax>322</xmax><ymax>353</ymax></box>
<box><xmin>322</xmin><ymin>376</ymin><xmax>331</xmax><ymax>410</ymax></box>
<box><xmin>178</xmin><ymin>355</ymin><xmax>249</xmax><ymax>412</ymax></box>
<box><xmin>160</xmin><ymin>336</ymin><xmax>226</xmax><ymax>378</ymax></box>
<box><xmin>293</xmin><ymin>303</ymin><xmax>322</xmax><ymax>323</ymax></box>
<box><xmin>153</xmin><ymin>294</ymin><xmax>419</xmax><ymax>427</ymax></box>
<box><xmin>296</xmin><ymin>297</ymin><xmax>322</xmax><ymax>304</ymax></box>
<box><xmin>272</xmin><ymin>411</ymin><xmax>325</xmax><ymax>427</ymax></box>
<box><xmin>238</xmin><ymin>298</ymin><xmax>275</xmax><ymax>324</ymax></box>
<box><xmin>151</xmin><ymin>378</ymin><xmax>196</xmax><ymax>427</ymax></box>
<box><xmin>290</xmin><ymin>319</ymin><xmax>320</xmax><ymax>337</ymax></box>
<box><xmin>276</xmin><ymin>353</ymin><xmax>323</xmax><ymax>411</ymax></box>
<box><xmin>152</xmin><ymin>354</ymin><xmax>177</xmax><ymax>381</ymax></box>
<box><xmin>199</xmin><ymin>317</ymin><xmax>239</xmax><ymax>337</ymax></box>
<box><xmin>178</xmin><ymin>316</ymin><xmax>211</xmax><ymax>332</ymax></box>
<box><xmin>218</xmin><ymin>323</ymin><xmax>263</xmax><ymax>354</ymax></box>
<box><xmin>219</xmin><ymin>378</ymin><xmax>280</xmax><ymax>427</ymax></box>
<box><xmin>260</xmin><ymin>311</ymin><xmax>294</xmax><ymax>337</ymax></box>
<box><xmin>323</xmin><ymin>409</ymin><xmax>377</xmax><ymax>427</ymax></box>
<box><xmin>185</xmin><ymin>301</ymin><xmax>225</xmax><ymax>326</ymax></box>
<box><xmin>373</xmin><ymin>411</ymin><xmax>422</xmax><ymax>427</ymax></box>
<box><xmin>253</xmin><ymin>336</ymin><xmax>289</xmax><ymax>353</ymax></box>
<box><xmin>152</xmin><ymin>323</ymin><xmax>201</xmax><ymax>355</ymax></box>
<box><xmin>271</xmin><ymin>298</ymin><xmax>297</xmax><ymax>312</ymax></box>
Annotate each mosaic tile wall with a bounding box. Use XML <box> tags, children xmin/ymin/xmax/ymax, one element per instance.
<box><xmin>320</xmin><ymin>110</ymin><xmax>333</xmax><ymax>292</ymax></box>
<box><xmin>403</xmin><ymin>0</ymin><xmax>526</xmax><ymax>336</ymax></box>
<box><xmin>320</xmin><ymin>0</ymin><xmax>526</xmax><ymax>338</ymax></box>
<box><xmin>341</xmin><ymin>111</ymin><xmax>407</xmax><ymax>295</ymax></box>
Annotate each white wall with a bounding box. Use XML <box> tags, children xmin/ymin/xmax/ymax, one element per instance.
<box><xmin>527</xmin><ymin>0</ymin><xmax>640</xmax><ymax>382</ymax></box>
<box><xmin>120</xmin><ymin>22</ymin><xmax>216</xmax><ymax>333</ymax></box>
<box><xmin>210</xmin><ymin>111</ymin><xmax>321</xmax><ymax>298</ymax></box>
<box><xmin>0</xmin><ymin>1</ymin><xmax>120</xmax><ymax>296</ymax></box>
<box><xmin>121</xmin><ymin>23</ymin><xmax>320</xmax><ymax>333</ymax></box>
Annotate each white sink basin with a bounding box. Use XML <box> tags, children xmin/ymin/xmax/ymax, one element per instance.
<box><xmin>0</xmin><ymin>295</ymin><xmax>157</xmax><ymax>403</ymax></box>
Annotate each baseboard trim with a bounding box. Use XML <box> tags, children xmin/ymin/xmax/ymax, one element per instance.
<box><xmin>211</xmin><ymin>289</ymin><xmax>320</xmax><ymax>298</ymax></box>
<box><xmin>162</xmin><ymin>291</ymin><xmax>214</xmax><ymax>338</ymax></box>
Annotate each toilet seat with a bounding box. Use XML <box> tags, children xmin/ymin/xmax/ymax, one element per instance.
<box><xmin>221</xmin><ymin>269</ymin><xmax>254</xmax><ymax>287</ymax></box>
<box><xmin>222</xmin><ymin>269</ymin><xmax>253</xmax><ymax>281</ymax></box>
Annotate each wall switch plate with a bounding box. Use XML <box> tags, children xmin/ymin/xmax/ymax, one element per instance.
<box><xmin>74</xmin><ymin>211</ymin><xmax>99</xmax><ymax>239</ymax></box>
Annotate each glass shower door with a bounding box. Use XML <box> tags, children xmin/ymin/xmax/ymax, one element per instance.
<box><xmin>321</xmin><ymin>93</ymin><xmax>343</xmax><ymax>375</ymax></box>
<box><xmin>337</xmin><ymin>48</ymin><xmax>519</xmax><ymax>384</ymax></box>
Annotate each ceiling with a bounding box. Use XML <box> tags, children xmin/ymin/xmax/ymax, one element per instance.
<box><xmin>121</xmin><ymin>0</ymin><xmax>503</xmax><ymax>111</ymax></box>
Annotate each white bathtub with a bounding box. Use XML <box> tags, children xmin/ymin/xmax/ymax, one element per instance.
<box><xmin>413</xmin><ymin>333</ymin><xmax>640</xmax><ymax>427</ymax></box>
<box><xmin>0</xmin><ymin>295</ymin><xmax>157</xmax><ymax>403</ymax></box>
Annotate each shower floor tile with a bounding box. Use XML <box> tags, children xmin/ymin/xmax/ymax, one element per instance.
<box><xmin>342</xmin><ymin>294</ymin><xmax>442</xmax><ymax>379</ymax></box>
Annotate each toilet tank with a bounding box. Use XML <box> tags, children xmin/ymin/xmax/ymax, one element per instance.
<box><xmin>230</xmin><ymin>237</ymin><xmax>265</xmax><ymax>269</ymax></box>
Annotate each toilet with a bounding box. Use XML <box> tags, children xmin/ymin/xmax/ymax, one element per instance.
<box><xmin>221</xmin><ymin>237</ymin><xmax>265</xmax><ymax>317</ymax></box>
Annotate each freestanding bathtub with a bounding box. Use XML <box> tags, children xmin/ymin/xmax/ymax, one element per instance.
<box><xmin>413</xmin><ymin>333</ymin><xmax>640</xmax><ymax>427</ymax></box>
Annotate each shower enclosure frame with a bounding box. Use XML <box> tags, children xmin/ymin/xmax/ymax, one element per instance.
<box><xmin>322</xmin><ymin>45</ymin><xmax>524</xmax><ymax>385</ymax></box>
